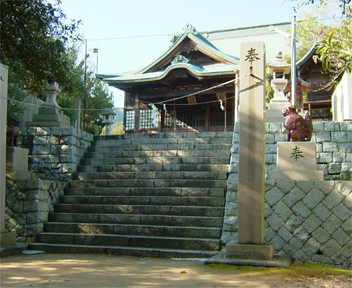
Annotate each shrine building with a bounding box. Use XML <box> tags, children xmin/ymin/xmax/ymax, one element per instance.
<box><xmin>97</xmin><ymin>22</ymin><xmax>336</xmax><ymax>133</ymax></box>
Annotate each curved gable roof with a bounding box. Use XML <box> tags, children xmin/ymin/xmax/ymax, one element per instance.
<box><xmin>97</xmin><ymin>23</ymin><xmax>240</xmax><ymax>87</ymax></box>
<box><xmin>138</xmin><ymin>23</ymin><xmax>239</xmax><ymax>74</ymax></box>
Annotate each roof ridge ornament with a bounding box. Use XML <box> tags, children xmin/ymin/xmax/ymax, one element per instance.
<box><xmin>183</xmin><ymin>23</ymin><xmax>197</xmax><ymax>35</ymax></box>
<box><xmin>171</xmin><ymin>55</ymin><xmax>191</xmax><ymax>65</ymax></box>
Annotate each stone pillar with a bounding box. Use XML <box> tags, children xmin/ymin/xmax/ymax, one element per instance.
<box><xmin>0</xmin><ymin>63</ymin><xmax>16</xmax><ymax>246</ymax></box>
<box><xmin>134</xmin><ymin>93</ymin><xmax>140</xmax><ymax>133</ymax></box>
<box><xmin>226</xmin><ymin>42</ymin><xmax>275</xmax><ymax>260</ymax></box>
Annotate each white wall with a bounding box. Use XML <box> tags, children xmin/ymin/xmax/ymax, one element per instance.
<box><xmin>332</xmin><ymin>72</ymin><xmax>352</xmax><ymax>121</ymax></box>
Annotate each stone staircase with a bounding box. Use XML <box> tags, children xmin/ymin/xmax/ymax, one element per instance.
<box><xmin>29</xmin><ymin>132</ymin><xmax>232</xmax><ymax>258</ymax></box>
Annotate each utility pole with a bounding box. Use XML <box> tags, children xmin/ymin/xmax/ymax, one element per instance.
<box><xmin>291</xmin><ymin>15</ymin><xmax>297</xmax><ymax>107</ymax></box>
<box><xmin>83</xmin><ymin>39</ymin><xmax>87</xmax><ymax>131</ymax></box>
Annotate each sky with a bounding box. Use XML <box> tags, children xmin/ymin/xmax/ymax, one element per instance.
<box><xmin>57</xmin><ymin>0</ymin><xmax>320</xmax><ymax>108</ymax></box>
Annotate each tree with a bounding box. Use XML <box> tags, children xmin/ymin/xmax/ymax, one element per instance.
<box><xmin>84</xmin><ymin>77</ymin><xmax>114</xmax><ymax>135</ymax></box>
<box><xmin>0</xmin><ymin>0</ymin><xmax>81</xmax><ymax>96</ymax></box>
<box><xmin>1</xmin><ymin>1</ymin><xmax>113</xmax><ymax>134</ymax></box>
<box><xmin>288</xmin><ymin>0</ymin><xmax>352</xmax><ymax>75</ymax></box>
<box><xmin>288</xmin><ymin>0</ymin><xmax>351</xmax><ymax>15</ymax></box>
<box><xmin>57</xmin><ymin>44</ymin><xmax>114</xmax><ymax>134</ymax></box>
<box><xmin>315</xmin><ymin>17</ymin><xmax>352</xmax><ymax>74</ymax></box>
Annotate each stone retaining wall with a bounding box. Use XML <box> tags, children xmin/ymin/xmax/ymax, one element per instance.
<box><xmin>224</xmin><ymin>121</ymin><xmax>352</xmax><ymax>267</ymax></box>
<box><xmin>5</xmin><ymin>179</ymin><xmax>66</xmax><ymax>243</ymax></box>
<box><xmin>264</xmin><ymin>121</ymin><xmax>352</xmax><ymax>180</ymax></box>
<box><xmin>22</xmin><ymin>127</ymin><xmax>93</xmax><ymax>182</ymax></box>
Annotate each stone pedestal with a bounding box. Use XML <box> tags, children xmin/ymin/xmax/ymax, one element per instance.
<box><xmin>6</xmin><ymin>147</ymin><xmax>33</xmax><ymax>179</ymax></box>
<box><xmin>26</xmin><ymin>106</ymin><xmax>70</xmax><ymax>127</ymax></box>
<box><xmin>271</xmin><ymin>142</ymin><xmax>324</xmax><ymax>180</ymax></box>
<box><xmin>0</xmin><ymin>231</ymin><xmax>16</xmax><ymax>246</ymax></box>
<box><xmin>266</xmin><ymin>98</ymin><xmax>290</xmax><ymax>123</ymax></box>
<box><xmin>226</xmin><ymin>241</ymin><xmax>275</xmax><ymax>260</ymax></box>
<box><xmin>26</xmin><ymin>83</ymin><xmax>70</xmax><ymax>128</ymax></box>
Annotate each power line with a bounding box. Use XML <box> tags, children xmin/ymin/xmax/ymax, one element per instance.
<box><xmin>88</xmin><ymin>33</ymin><xmax>172</xmax><ymax>42</ymax></box>
<box><xmin>1</xmin><ymin>96</ymin><xmax>124</xmax><ymax>111</ymax></box>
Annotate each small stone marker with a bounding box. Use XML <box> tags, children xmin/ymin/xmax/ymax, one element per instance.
<box><xmin>270</xmin><ymin>142</ymin><xmax>324</xmax><ymax>180</ymax></box>
<box><xmin>226</xmin><ymin>42</ymin><xmax>275</xmax><ymax>260</ymax></box>
<box><xmin>6</xmin><ymin>146</ymin><xmax>33</xmax><ymax>179</ymax></box>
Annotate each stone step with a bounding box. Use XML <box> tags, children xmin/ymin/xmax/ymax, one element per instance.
<box><xmin>59</xmin><ymin>195</ymin><xmax>225</xmax><ymax>207</ymax></box>
<box><xmin>53</xmin><ymin>204</ymin><xmax>224</xmax><ymax>217</ymax></box>
<box><xmin>94</xmin><ymin>131</ymin><xmax>233</xmax><ymax>140</ymax></box>
<box><xmin>77</xmin><ymin>163</ymin><xmax>229</xmax><ymax>173</ymax></box>
<box><xmin>68</xmin><ymin>179</ymin><xmax>227</xmax><ymax>189</ymax></box>
<box><xmin>84</xmin><ymin>149</ymin><xmax>230</xmax><ymax>159</ymax></box>
<box><xmin>73</xmin><ymin>171</ymin><xmax>228</xmax><ymax>181</ymax></box>
<box><xmin>32</xmin><ymin>132</ymin><xmax>230</xmax><ymax>258</ymax></box>
<box><xmin>44</xmin><ymin>223</ymin><xmax>222</xmax><ymax>239</ymax></box>
<box><xmin>87</xmin><ymin>144</ymin><xmax>232</xmax><ymax>153</ymax></box>
<box><xmin>92</xmin><ymin>132</ymin><xmax>232</xmax><ymax>144</ymax></box>
<box><xmin>64</xmin><ymin>187</ymin><xmax>226</xmax><ymax>198</ymax></box>
<box><xmin>37</xmin><ymin>233</ymin><xmax>221</xmax><ymax>250</ymax></box>
<box><xmin>48</xmin><ymin>213</ymin><xmax>224</xmax><ymax>227</ymax></box>
<box><xmin>28</xmin><ymin>243</ymin><xmax>219</xmax><ymax>258</ymax></box>
<box><xmin>81</xmin><ymin>157</ymin><xmax>230</xmax><ymax>165</ymax></box>
<box><xmin>92</xmin><ymin>139</ymin><xmax>232</xmax><ymax>147</ymax></box>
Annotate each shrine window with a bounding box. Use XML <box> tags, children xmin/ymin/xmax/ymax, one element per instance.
<box><xmin>125</xmin><ymin>110</ymin><xmax>134</xmax><ymax>130</ymax></box>
<box><xmin>140</xmin><ymin>109</ymin><xmax>154</xmax><ymax>129</ymax></box>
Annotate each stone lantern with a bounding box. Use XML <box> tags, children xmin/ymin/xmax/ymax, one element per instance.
<box><xmin>26</xmin><ymin>82</ymin><xmax>70</xmax><ymax>127</ymax></box>
<box><xmin>102</xmin><ymin>108</ymin><xmax>115</xmax><ymax>135</ymax></box>
<box><xmin>266</xmin><ymin>51</ymin><xmax>291</xmax><ymax>122</ymax></box>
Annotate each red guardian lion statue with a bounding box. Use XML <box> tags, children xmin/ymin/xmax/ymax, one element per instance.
<box><xmin>282</xmin><ymin>105</ymin><xmax>313</xmax><ymax>142</ymax></box>
<box><xmin>6</xmin><ymin>116</ymin><xmax>21</xmax><ymax>147</ymax></box>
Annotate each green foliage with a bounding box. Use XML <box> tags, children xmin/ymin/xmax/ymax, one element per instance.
<box><xmin>316</xmin><ymin>26</ymin><xmax>352</xmax><ymax>74</ymax></box>
<box><xmin>291</xmin><ymin>4</ymin><xmax>352</xmax><ymax>80</ymax></box>
<box><xmin>266</xmin><ymin>73</ymin><xmax>274</xmax><ymax>103</ymax></box>
<box><xmin>288</xmin><ymin>0</ymin><xmax>351</xmax><ymax>15</ymax></box>
<box><xmin>0</xmin><ymin>0</ymin><xmax>81</xmax><ymax>97</ymax></box>
<box><xmin>84</xmin><ymin>78</ymin><xmax>114</xmax><ymax>135</ymax></box>
<box><xmin>57</xmin><ymin>46</ymin><xmax>114</xmax><ymax>133</ymax></box>
<box><xmin>103</xmin><ymin>122</ymin><xmax>124</xmax><ymax>136</ymax></box>
<box><xmin>291</xmin><ymin>0</ymin><xmax>352</xmax><ymax>74</ymax></box>
<box><xmin>1</xmin><ymin>0</ymin><xmax>113</xmax><ymax>133</ymax></box>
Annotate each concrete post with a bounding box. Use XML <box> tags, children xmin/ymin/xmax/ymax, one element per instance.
<box><xmin>0</xmin><ymin>63</ymin><xmax>16</xmax><ymax>246</ymax></box>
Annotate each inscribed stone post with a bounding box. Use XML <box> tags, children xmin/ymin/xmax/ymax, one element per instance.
<box><xmin>226</xmin><ymin>42</ymin><xmax>275</xmax><ymax>261</ymax></box>
<box><xmin>237</xmin><ymin>42</ymin><xmax>266</xmax><ymax>245</ymax></box>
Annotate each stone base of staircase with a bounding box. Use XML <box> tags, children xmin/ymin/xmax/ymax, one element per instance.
<box><xmin>31</xmin><ymin>132</ymin><xmax>232</xmax><ymax>258</ymax></box>
<box><xmin>29</xmin><ymin>243</ymin><xmax>219</xmax><ymax>258</ymax></box>
<box><xmin>205</xmin><ymin>252</ymin><xmax>292</xmax><ymax>267</ymax></box>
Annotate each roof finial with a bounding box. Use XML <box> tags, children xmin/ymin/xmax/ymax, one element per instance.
<box><xmin>183</xmin><ymin>23</ymin><xmax>197</xmax><ymax>34</ymax></box>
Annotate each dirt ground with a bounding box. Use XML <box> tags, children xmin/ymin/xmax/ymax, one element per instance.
<box><xmin>0</xmin><ymin>253</ymin><xmax>351</xmax><ymax>288</ymax></box>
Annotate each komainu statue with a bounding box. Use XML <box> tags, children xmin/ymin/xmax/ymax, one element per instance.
<box><xmin>282</xmin><ymin>105</ymin><xmax>313</xmax><ymax>142</ymax></box>
<box><xmin>6</xmin><ymin>116</ymin><xmax>21</xmax><ymax>146</ymax></box>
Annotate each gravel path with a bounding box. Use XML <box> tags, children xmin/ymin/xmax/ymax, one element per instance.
<box><xmin>1</xmin><ymin>253</ymin><xmax>351</xmax><ymax>287</ymax></box>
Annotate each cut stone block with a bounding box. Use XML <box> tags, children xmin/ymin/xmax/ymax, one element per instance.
<box><xmin>271</xmin><ymin>142</ymin><xmax>323</xmax><ymax>181</ymax></box>
<box><xmin>226</xmin><ymin>241</ymin><xmax>275</xmax><ymax>260</ymax></box>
